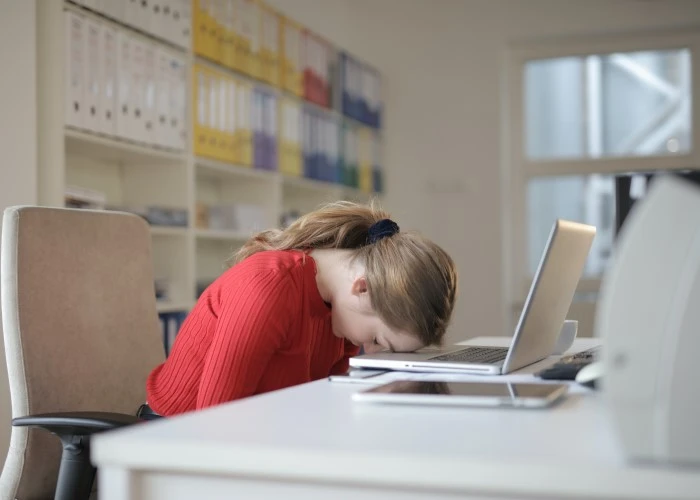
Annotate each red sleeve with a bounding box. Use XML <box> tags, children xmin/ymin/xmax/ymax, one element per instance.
<box><xmin>196</xmin><ymin>268</ymin><xmax>298</xmax><ymax>409</ymax></box>
<box><xmin>329</xmin><ymin>340</ymin><xmax>361</xmax><ymax>375</ymax></box>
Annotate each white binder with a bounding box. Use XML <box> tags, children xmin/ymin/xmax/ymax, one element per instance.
<box><xmin>98</xmin><ymin>24</ymin><xmax>118</xmax><ymax>136</ymax></box>
<box><xmin>129</xmin><ymin>37</ymin><xmax>147</xmax><ymax>143</ymax></box>
<box><xmin>142</xmin><ymin>41</ymin><xmax>157</xmax><ymax>145</ymax></box>
<box><xmin>169</xmin><ymin>53</ymin><xmax>187</xmax><ymax>150</ymax></box>
<box><xmin>83</xmin><ymin>18</ymin><xmax>102</xmax><ymax>134</ymax></box>
<box><xmin>64</xmin><ymin>11</ymin><xmax>86</xmax><ymax>129</ymax></box>
<box><xmin>116</xmin><ymin>31</ymin><xmax>133</xmax><ymax>141</ymax></box>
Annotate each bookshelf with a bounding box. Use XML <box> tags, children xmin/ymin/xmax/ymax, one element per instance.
<box><xmin>36</xmin><ymin>0</ymin><xmax>383</xmax><ymax>319</ymax></box>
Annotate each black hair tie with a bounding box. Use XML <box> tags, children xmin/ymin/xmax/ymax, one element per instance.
<box><xmin>367</xmin><ymin>219</ymin><xmax>400</xmax><ymax>244</ymax></box>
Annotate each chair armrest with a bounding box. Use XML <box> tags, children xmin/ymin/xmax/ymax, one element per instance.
<box><xmin>12</xmin><ymin>411</ymin><xmax>140</xmax><ymax>436</ymax></box>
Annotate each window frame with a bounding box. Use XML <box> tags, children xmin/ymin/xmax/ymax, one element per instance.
<box><xmin>501</xmin><ymin>29</ymin><xmax>700</xmax><ymax>331</ymax></box>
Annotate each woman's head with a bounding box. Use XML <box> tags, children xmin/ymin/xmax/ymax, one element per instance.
<box><xmin>231</xmin><ymin>200</ymin><xmax>458</xmax><ymax>349</ymax></box>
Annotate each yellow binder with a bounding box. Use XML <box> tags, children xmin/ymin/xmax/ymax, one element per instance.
<box><xmin>280</xmin><ymin>16</ymin><xmax>303</xmax><ymax>96</ymax></box>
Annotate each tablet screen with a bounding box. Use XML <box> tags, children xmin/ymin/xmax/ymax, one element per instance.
<box><xmin>365</xmin><ymin>380</ymin><xmax>565</xmax><ymax>399</ymax></box>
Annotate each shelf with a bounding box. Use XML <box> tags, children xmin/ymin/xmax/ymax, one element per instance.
<box><xmin>156</xmin><ymin>300</ymin><xmax>193</xmax><ymax>313</ymax></box>
<box><xmin>343</xmin><ymin>187</ymin><xmax>376</xmax><ymax>200</ymax></box>
<box><xmin>196</xmin><ymin>157</ymin><xmax>279</xmax><ymax>183</ymax></box>
<box><xmin>195</xmin><ymin>55</ymin><xmax>280</xmax><ymax>95</ymax></box>
<box><xmin>150</xmin><ymin>226</ymin><xmax>188</xmax><ymax>237</ymax></box>
<box><xmin>281</xmin><ymin>175</ymin><xmax>345</xmax><ymax>194</ymax></box>
<box><xmin>195</xmin><ymin>228</ymin><xmax>253</xmax><ymax>241</ymax></box>
<box><xmin>65</xmin><ymin>128</ymin><xmax>185</xmax><ymax>165</ymax></box>
<box><xmin>341</xmin><ymin>114</ymin><xmax>383</xmax><ymax>135</ymax></box>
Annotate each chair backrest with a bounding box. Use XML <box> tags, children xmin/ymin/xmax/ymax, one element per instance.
<box><xmin>0</xmin><ymin>206</ymin><xmax>166</xmax><ymax>499</ymax></box>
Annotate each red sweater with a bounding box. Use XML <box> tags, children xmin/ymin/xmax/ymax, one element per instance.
<box><xmin>146</xmin><ymin>250</ymin><xmax>358</xmax><ymax>416</ymax></box>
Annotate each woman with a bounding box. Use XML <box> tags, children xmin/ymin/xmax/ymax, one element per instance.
<box><xmin>144</xmin><ymin>200</ymin><xmax>457</xmax><ymax>416</ymax></box>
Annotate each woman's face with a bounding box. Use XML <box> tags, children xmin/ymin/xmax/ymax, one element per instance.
<box><xmin>330</xmin><ymin>276</ymin><xmax>424</xmax><ymax>354</ymax></box>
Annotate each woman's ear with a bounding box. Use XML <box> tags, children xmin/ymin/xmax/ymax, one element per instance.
<box><xmin>351</xmin><ymin>276</ymin><xmax>368</xmax><ymax>296</ymax></box>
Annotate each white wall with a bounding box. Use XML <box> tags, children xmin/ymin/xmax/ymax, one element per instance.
<box><xmin>0</xmin><ymin>0</ymin><xmax>38</xmax><ymax>471</ymax></box>
<box><xmin>266</xmin><ymin>0</ymin><xmax>700</xmax><ymax>344</ymax></box>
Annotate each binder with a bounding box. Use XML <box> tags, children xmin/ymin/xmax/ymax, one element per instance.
<box><xmin>265</xmin><ymin>91</ymin><xmax>278</xmax><ymax>171</ymax></box>
<box><xmin>328</xmin><ymin>117</ymin><xmax>340</xmax><ymax>184</ymax></box>
<box><xmin>142</xmin><ymin>41</ymin><xmax>157</xmax><ymax>145</ymax></box>
<box><xmin>192</xmin><ymin>64</ymin><xmax>210</xmax><ymax>157</ymax></box>
<box><xmin>249</xmin><ymin>0</ymin><xmax>261</xmax><ymax>80</ymax></box>
<box><xmin>319</xmin><ymin>38</ymin><xmax>332</xmax><ymax>108</ymax></box>
<box><xmin>192</xmin><ymin>0</ymin><xmax>212</xmax><ymax>60</ymax></box>
<box><xmin>341</xmin><ymin>122</ymin><xmax>358</xmax><ymax>188</ymax></box>
<box><xmin>372</xmin><ymin>131</ymin><xmax>382</xmax><ymax>193</ymax></box>
<box><xmin>279</xmin><ymin>97</ymin><xmax>301</xmax><ymax>177</ymax></box>
<box><xmin>302</xmin><ymin>31</ymin><xmax>315</xmax><ymax>104</ymax></box>
<box><xmin>176</xmin><ymin>0</ymin><xmax>192</xmax><ymax>50</ymax></box>
<box><xmin>278</xmin><ymin>99</ymin><xmax>290</xmax><ymax>175</ymax></box>
<box><xmin>169</xmin><ymin>52</ymin><xmax>187</xmax><ymax>150</ymax></box>
<box><xmin>155</xmin><ymin>47</ymin><xmax>171</xmax><ymax>148</ymax></box>
<box><xmin>236</xmin><ymin>0</ymin><xmax>258</xmax><ymax>77</ymax></box>
<box><xmin>158</xmin><ymin>0</ymin><xmax>175</xmax><ymax>44</ymax></box>
<box><xmin>310</xmin><ymin>112</ymin><xmax>321</xmax><ymax>180</ymax></box>
<box><xmin>348</xmin><ymin>55</ymin><xmax>360</xmax><ymax>122</ymax></box>
<box><xmin>280</xmin><ymin>16</ymin><xmax>302</xmax><ymax>96</ymax></box>
<box><xmin>318</xmin><ymin>116</ymin><xmax>328</xmax><ymax>182</ymax></box>
<box><xmin>252</xmin><ymin>87</ymin><xmax>267</xmax><ymax>169</ymax></box>
<box><xmin>129</xmin><ymin>37</ymin><xmax>148</xmax><ymax>143</ymax></box>
<box><xmin>226</xmin><ymin>76</ymin><xmax>238</xmax><ymax>162</ymax></box>
<box><xmin>358</xmin><ymin>127</ymin><xmax>372</xmax><ymax>193</ymax></box>
<box><xmin>115</xmin><ymin>30</ymin><xmax>132</xmax><ymax>140</ymax></box>
<box><xmin>260</xmin><ymin>3</ymin><xmax>279</xmax><ymax>86</ymax></box>
<box><xmin>209</xmin><ymin>0</ymin><xmax>223</xmax><ymax>63</ymax></box>
<box><xmin>221</xmin><ymin>0</ymin><xmax>236</xmax><ymax>69</ymax></box>
<box><xmin>236</xmin><ymin>79</ymin><xmax>253</xmax><ymax>166</ymax></box>
<box><xmin>215</xmin><ymin>71</ymin><xmax>229</xmax><ymax>161</ymax></box>
<box><xmin>302</xmin><ymin>108</ymin><xmax>312</xmax><ymax>179</ymax></box>
<box><xmin>98</xmin><ymin>24</ymin><xmax>118</xmax><ymax>137</ymax></box>
<box><xmin>146</xmin><ymin>0</ymin><xmax>162</xmax><ymax>38</ymax></box>
<box><xmin>206</xmin><ymin>68</ymin><xmax>220</xmax><ymax>158</ymax></box>
<box><xmin>290</xmin><ymin>101</ymin><xmax>302</xmax><ymax>176</ymax></box>
<box><xmin>83</xmin><ymin>18</ymin><xmax>102</xmax><ymax>134</ymax></box>
<box><xmin>369</xmin><ymin>68</ymin><xmax>382</xmax><ymax>128</ymax></box>
<box><xmin>65</xmin><ymin>11</ymin><xmax>85</xmax><ymax>130</ymax></box>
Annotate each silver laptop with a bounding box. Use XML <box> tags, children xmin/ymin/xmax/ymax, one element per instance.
<box><xmin>349</xmin><ymin>219</ymin><xmax>596</xmax><ymax>375</ymax></box>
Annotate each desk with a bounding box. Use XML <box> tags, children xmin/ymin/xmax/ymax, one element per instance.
<box><xmin>91</xmin><ymin>338</ymin><xmax>700</xmax><ymax>499</ymax></box>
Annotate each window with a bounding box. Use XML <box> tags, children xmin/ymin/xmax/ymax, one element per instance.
<box><xmin>526</xmin><ymin>173</ymin><xmax>655</xmax><ymax>278</ymax></box>
<box><xmin>503</xmin><ymin>31</ymin><xmax>700</xmax><ymax>331</ymax></box>
<box><xmin>525</xmin><ymin>49</ymin><xmax>692</xmax><ymax>161</ymax></box>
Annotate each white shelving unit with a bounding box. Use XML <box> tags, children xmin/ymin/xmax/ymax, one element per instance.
<box><xmin>36</xmin><ymin>0</ymin><xmax>379</xmax><ymax>314</ymax></box>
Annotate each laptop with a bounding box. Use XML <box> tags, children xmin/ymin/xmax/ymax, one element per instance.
<box><xmin>349</xmin><ymin>219</ymin><xmax>596</xmax><ymax>375</ymax></box>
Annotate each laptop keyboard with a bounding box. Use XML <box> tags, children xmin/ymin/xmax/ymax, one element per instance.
<box><xmin>430</xmin><ymin>347</ymin><xmax>509</xmax><ymax>364</ymax></box>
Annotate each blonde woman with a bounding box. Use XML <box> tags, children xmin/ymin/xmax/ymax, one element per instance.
<box><xmin>144</xmin><ymin>201</ymin><xmax>457</xmax><ymax>417</ymax></box>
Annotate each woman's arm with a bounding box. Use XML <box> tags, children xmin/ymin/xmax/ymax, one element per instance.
<box><xmin>196</xmin><ymin>269</ymin><xmax>297</xmax><ymax>408</ymax></box>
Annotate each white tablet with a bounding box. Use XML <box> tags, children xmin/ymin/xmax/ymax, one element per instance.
<box><xmin>352</xmin><ymin>380</ymin><xmax>568</xmax><ymax>409</ymax></box>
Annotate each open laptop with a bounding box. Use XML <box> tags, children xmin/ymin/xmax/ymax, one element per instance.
<box><xmin>349</xmin><ymin>219</ymin><xmax>596</xmax><ymax>375</ymax></box>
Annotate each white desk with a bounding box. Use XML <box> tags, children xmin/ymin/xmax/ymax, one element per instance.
<box><xmin>91</xmin><ymin>338</ymin><xmax>700</xmax><ymax>499</ymax></box>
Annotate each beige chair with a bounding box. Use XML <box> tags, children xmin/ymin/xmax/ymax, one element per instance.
<box><xmin>0</xmin><ymin>206</ymin><xmax>166</xmax><ymax>500</ymax></box>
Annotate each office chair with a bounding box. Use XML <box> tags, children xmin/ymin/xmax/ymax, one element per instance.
<box><xmin>0</xmin><ymin>206</ymin><xmax>166</xmax><ymax>500</ymax></box>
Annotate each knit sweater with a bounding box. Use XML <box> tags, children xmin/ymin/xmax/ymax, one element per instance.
<box><xmin>146</xmin><ymin>250</ymin><xmax>358</xmax><ymax>416</ymax></box>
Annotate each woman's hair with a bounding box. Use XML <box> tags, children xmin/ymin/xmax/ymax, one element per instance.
<box><xmin>229</xmin><ymin>200</ymin><xmax>458</xmax><ymax>347</ymax></box>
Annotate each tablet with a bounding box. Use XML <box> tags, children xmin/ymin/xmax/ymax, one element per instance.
<box><xmin>352</xmin><ymin>380</ymin><xmax>568</xmax><ymax>408</ymax></box>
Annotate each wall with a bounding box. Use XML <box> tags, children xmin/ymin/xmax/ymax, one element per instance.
<box><xmin>266</xmin><ymin>0</ymin><xmax>700</xmax><ymax>344</ymax></box>
<box><xmin>0</xmin><ymin>0</ymin><xmax>37</xmax><ymax>471</ymax></box>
